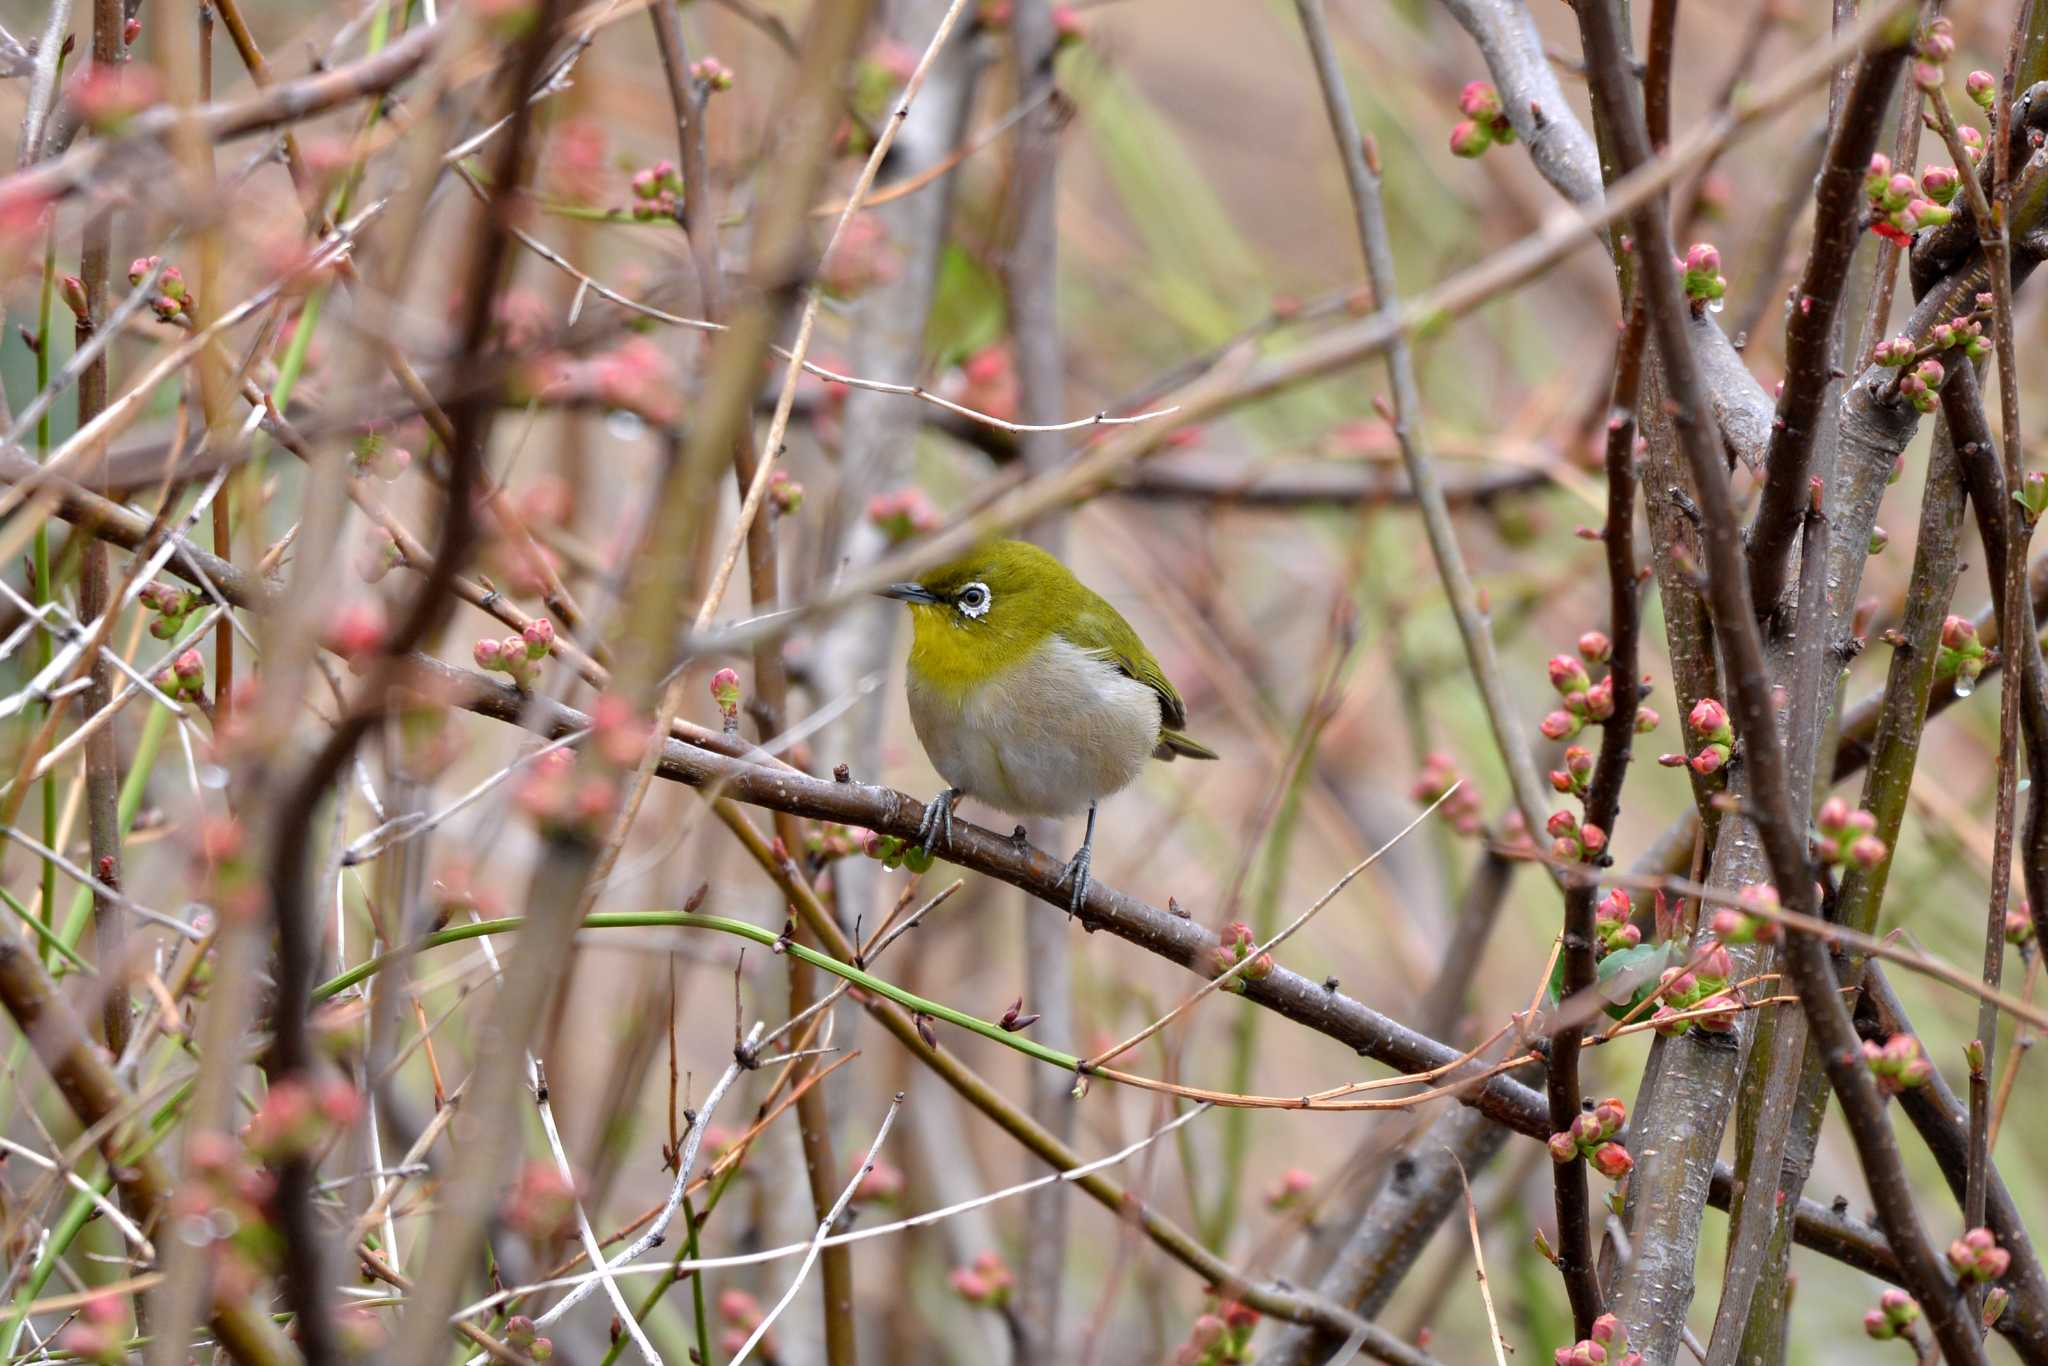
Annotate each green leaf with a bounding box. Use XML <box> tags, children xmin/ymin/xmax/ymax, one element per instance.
<box><xmin>924</xmin><ymin>245</ymin><xmax>1006</xmax><ymax>372</ymax></box>
<box><xmin>1548</xmin><ymin>940</ymin><xmax>1672</xmax><ymax>1021</ymax></box>
<box><xmin>1595</xmin><ymin>943</ymin><xmax>1674</xmax><ymax>1020</ymax></box>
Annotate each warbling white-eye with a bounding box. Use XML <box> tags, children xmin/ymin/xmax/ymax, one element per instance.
<box><xmin>880</xmin><ymin>539</ymin><xmax>1216</xmax><ymax>910</ymax></box>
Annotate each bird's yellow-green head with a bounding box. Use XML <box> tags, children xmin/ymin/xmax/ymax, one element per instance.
<box><xmin>880</xmin><ymin>540</ymin><xmax>1086</xmax><ymax>694</ymax></box>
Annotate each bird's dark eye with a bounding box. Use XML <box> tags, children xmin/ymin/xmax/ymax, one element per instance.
<box><xmin>956</xmin><ymin>582</ymin><xmax>992</xmax><ymax>619</ymax></box>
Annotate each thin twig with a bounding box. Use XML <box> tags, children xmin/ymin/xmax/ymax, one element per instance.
<box><xmin>728</xmin><ymin>1093</ymin><xmax>905</xmax><ymax>1366</ymax></box>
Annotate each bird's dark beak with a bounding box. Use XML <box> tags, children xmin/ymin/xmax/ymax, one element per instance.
<box><xmin>879</xmin><ymin>582</ymin><xmax>941</xmax><ymax>605</ymax></box>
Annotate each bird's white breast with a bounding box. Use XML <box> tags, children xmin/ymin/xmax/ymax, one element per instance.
<box><xmin>907</xmin><ymin>635</ymin><xmax>1161</xmax><ymax>819</ymax></box>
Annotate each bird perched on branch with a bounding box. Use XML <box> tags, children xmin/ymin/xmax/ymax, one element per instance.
<box><xmin>881</xmin><ymin>539</ymin><xmax>1216</xmax><ymax>912</ymax></box>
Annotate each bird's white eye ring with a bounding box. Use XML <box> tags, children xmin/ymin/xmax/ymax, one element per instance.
<box><xmin>956</xmin><ymin>582</ymin><xmax>992</xmax><ymax>619</ymax></box>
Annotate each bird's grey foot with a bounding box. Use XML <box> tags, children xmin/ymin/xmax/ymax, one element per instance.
<box><xmin>1054</xmin><ymin>844</ymin><xmax>1092</xmax><ymax>915</ymax></box>
<box><xmin>1052</xmin><ymin>801</ymin><xmax>1099</xmax><ymax>916</ymax></box>
<box><xmin>917</xmin><ymin>788</ymin><xmax>959</xmax><ymax>855</ymax></box>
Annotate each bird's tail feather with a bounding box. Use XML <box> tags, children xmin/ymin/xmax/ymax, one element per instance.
<box><xmin>1154</xmin><ymin>729</ymin><xmax>1219</xmax><ymax>761</ymax></box>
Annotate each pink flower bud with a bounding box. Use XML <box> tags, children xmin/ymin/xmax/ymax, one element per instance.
<box><xmin>1942</xmin><ymin>615</ymin><xmax>1977</xmax><ymax>649</ymax></box>
<box><xmin>1549</xmin><ymin>654</ymin><xmax>1592</xmax><ymax>695</ymax></box>
<box><xmin>1578</xmin><ymin>630</ymin><xmax>1611</xmax><ymax>663</ymax></box>
<box><xmin>1541</xmin><ymin>710</ymin><xmax>1578</xmax><ymax>741</ymax></box>
<box><xmin>1634</xmin><ymin>706</ymin><xmax>1660</xmax><ymax>733</ymax></box>
<box><xmin>1688</xmin><ymin>697</ymin><xmax>1729</xmax><ymax>736</ymax></box>
<box><xmin>1579</xmin><ymin>823</ymin><xmax>1607</xmax><ymax>854</ymax></box>
<box><xmin>1548</xmin><ymin>1130</ymin><xmax>1579</xmax><ymax>1163</ymax></box>
<box><xmin>1449</xmin><ymin>119</ymin><xmax>1491</xmax><ymax>158</ymax></box>
<box><xmin>521</xmin><ymin>617</ymin><xmax>555</xmax><ymax>659</ymax></box>
<box><xmin>1590</xmin><ymin>1142</ymin><xmax>1634</xmax><ymax>1179</ymax></box>
<box><xmin>1547</xmin><ymin>810</ymin><xmax>1578</xmax><ymax>840</ymax></box>
<box><xmin>710</xmin><ymin>667</ymin><xmax>742</xmax><ymax>717</ymax></box>
<box><xmin>1683</xmin><ymin>242</ymin><xmax>1720</xmax><ymax>275</ymax></box>
<box><xmin>1817</xmin><ymin>796</ymin><xmax>1850</xmax><ymax>831</ymax></box>
<box><xmin>1457</xmin><ymin>81</ymin><xmax>1503</xmax><ymax>121</ymax></box>
<box><xmin>1968</xmin><ymin>69</ymin><xmax>1998</xmax><ymax>109</ymax></box>
<box><xmin>1690</xmin><ymin>746</ymin><xmax>1726</xmax><ymax>776</ymax></box>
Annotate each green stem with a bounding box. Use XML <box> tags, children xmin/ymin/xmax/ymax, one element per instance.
<box><xmin>0</xmin><ymin>1075</ymin><xmax>194</xmax><ymax>1354</ymax></box>
<box><xmin>33</xmin><ymin>228</ymin><xmax>59</xmax><ymax>959</ymax></box>
<box><xmin>313</xmin><ymin>911</ymin><xmax>1083</xmax><ymax>1073</ymax></box>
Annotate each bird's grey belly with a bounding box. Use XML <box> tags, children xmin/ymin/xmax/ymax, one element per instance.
<box><xmin>907</xmin><ymin>638</ymin><xmax>1160</xmax><ymax>818</ymax></box>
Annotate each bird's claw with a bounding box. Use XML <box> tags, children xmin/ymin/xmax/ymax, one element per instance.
<box><xmin>916</xmin><ymin>788</ymin><xmax>958</xmax><ymax>856</ymax></box>
<box><xmin>1054</xmin><ymin>844</ymin><xmax>1092</xmax><ymax>916</ymax></box>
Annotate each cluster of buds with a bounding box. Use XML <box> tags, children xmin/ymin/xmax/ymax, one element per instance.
<box><xmin>194</xmin><ymin>813</ymin><xmax>266</xmax><ymax>923</ymax></box>
<box><xmin>350</xmin><ymin>430</ymin><xmax>413</xmax><ymax>481</ymax></box>
<box><xmin>1555</xmin><ymin>1313</ymin><xmax>1642</xmax><ymax>1366</ymax></box>
<box><xmin>1865</xmin><ymin>156</ymin><xmax>1955</xmax><ymax>240</ymax></box>
<box><xmin>820</xmin><ymin>213</ymin><xmax>902</xmax><ymax>298</ymax></box>
<box><xmin>948</xmin><ymin>1251</ymin><xmax>1016</xmax><ymax>1307</ymax></box>
<box><xmin>690</xmin><ymin>54</ymin><xmax>734</xmax><ymax>91</ymax></box>
<box><xmin>867</xmin><ymin>486</ymin><xmax>942</xmax><ymax>543</ymax></box>
<box><xmin>1936</xmin><ymin>614</ymin><xmax>1990</xmax><ymax>697</ymax></box>
<box><xmin>1412</xmin><ymin>751</ymin><xmax>1484</xmax><ymax>835</ymax></box>
<box><xmin>2014</xmin><ymin>470</ymin><xmax>2048</xmax><ymax>527</ymax></box>
<box><xmin>1864</xmin><ymin>1289</ymin><xmax>1922</xmax><ymax>1341</ymax></box>
<box><xmin>1678</xmin><ymin>243</ymin><xmax>1726</xmax><ymax>313</ymax></box>
<box><xmin>168</xmin><ymin>1129</ymin><xmax>286</xmax><ymax>1307</ymax></box>
<box><xmin>1928</xmin><ymin>311</ymin><xmax>1989</xmax><ymax>360</ymax></box>
<box><xmin>1652</xmin><ymin>940</ymin><xmax>1739</xmax><ymax>1037</ymax></box>
<box><xmin>70</xmin><ymin>63</ymin><xmax>162</xmax><ymax>134</ymax></box>
<box><xmin>474</xmin><ymin>618</ymin><xmax>556</xmax><ymax>687</ymax></box>
<box><xmin>949</xmin><ymin>344</ymin><xmax>1021</xmax><ymax>425</ymax></box>
<box><xmin>1539</xmin><ymin>642</ymin><xmax>1614</xmax><ymax>742</ymax></box>
<box><xmin>767</xmin><ymin>468</ymin><xmax>804</xmax><ymax>516</ymax></box>
<box><xmin>1547</xmin><ymin>1097</ymin><xmax>1633</xmax><ymax>1179</ymax></box>
<box><xmin>627</xmin><ymin>159</ymin><xmax>684</xmax><ymax>220</ymax></box>
<box><xmin>53</xmin><ymin>1292</ymin><xmax>126</xmax><ymax>1364</ymax></box>
<box><xmin>1948</xmin><ymin>1226</ymin><xmax>2012</xmax><ymax>1283</ymax></box>
<box><xmin>1862</xmin><ymin>1034</ymin><xmax>1934</xmax><ymax>1095</ymax></box>
<box><xmin>1449</xmin><ymin>81</ymin><xmax>1517</xmax><ymax>159</ymax></box>
<box><xmin>1594</xmin><ymin>888</ymin><xmax>1641</xmax><ymax>957</ymax></box>
<box><xmin>2008</xmin><ymin>900</ymin><xmax>2037</xmax><ymax>948</ymax></box>
<box><xmin>1265</xmin><ymin>1167</ymin><xmax>1314</xmax><ymax>1211</ymax></box>
<box><xmin>324</xmin><ymin>601</ymin><xmax>388</xmax><ymax>663</ymax></box>
<box><xmin>1814</xmin><ymin>797</ymin><xmax>1887</xmax><ymax>870</ymax></box>
<box><xmin>1665</xmin><ymin>696</ymin><xmax>1733</xmax><ymax>775</ymax></box>
<box><xmin>806</xmin><ymin>823</ymin><xmax>859</xmax><ymax>864</ymax></box>
<box><xmin>139</xmin><ymin>580</ymin><xmax>204</xmax><ymax>639</ymax></box>
<box><xmin>128</xmin><ymin>255</ymin><xmax>195</xmax><ymax>323</ymax></box>
<box><xmin>1897</xmin><ymin>357</ymin><xmax>1946</xmax><ymax>414</ymax></box>
<box><xmin>1968</xmin><ymin>69</ymin><xmax>1999</xmax><ymax>111</ymax></box>
<box><xmin>978</xmin><ymin>1</ymin><xmax>1086</xmax><ymax>41</ymax></box>
<box><xmin>1210</xmin><ymin>921</ymin><xmax>1275</xmax><ymax>990</ymax></box>
<box><xmin>512</xmin><ymin>747</ymin><xmax>619</xmax><ymax>840</ymax></box>
<box><xmin>588</xmin><ymin>691</ymin><xmax>653</xmax><ymax>768</ymax></box>
<box><xmin>1913</xmin><ymin>17</ymin><xmax>1955</xmax><ymax>91</ymax></box>
<box><xmin>152</xmin><ymin>647</ymin><xmax>206</xmax><ymax>701</ymax></box>
<box><xmin>1710</xmin><ymin>883</ymin><xmax>1783</xmax><ymax>945</ymax></box>
<box><xmin>504</xmin><ymin>1316</ymin><xmax>554</xmax><ymax>1361</ymax></box>
<box><xmin>1550</xmin><ymin>744</ymin><xmax>1595</xmax><ymax>799</ymax></box>
<box><xmin>243</xmin><ymin>1075</ymin><xmax>363</xmax><ymax>1161</ymax></box>
<box><xmin>717</xmin><ymin>1289</ymin><xmax>771</xmax><ymax>1359</ymax></box>
<box><xmin>1546</xmin><ymin>808</ymin><xmax>1607</xmax><ymax>863</ymax></box>
<box><xmin>860</xmin><ymin>829</ymin><xmax>935</xmax><ymax>873</ymax></box>
<box><xmin>1173</xmin><ymin>1298</ymin><xmax>1259</xmax><ymax>1366</ymax></box>
<box><xmin>503</xmin><ymin>1160</ymin><xmax>577</xmax><ymax>1243</ymax></box>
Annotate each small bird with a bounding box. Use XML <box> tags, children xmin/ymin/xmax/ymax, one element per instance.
<box><xmin>880</xmin><ymin>539</ymin><xmax>1216</xmax><ymax>911</ymax></box>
